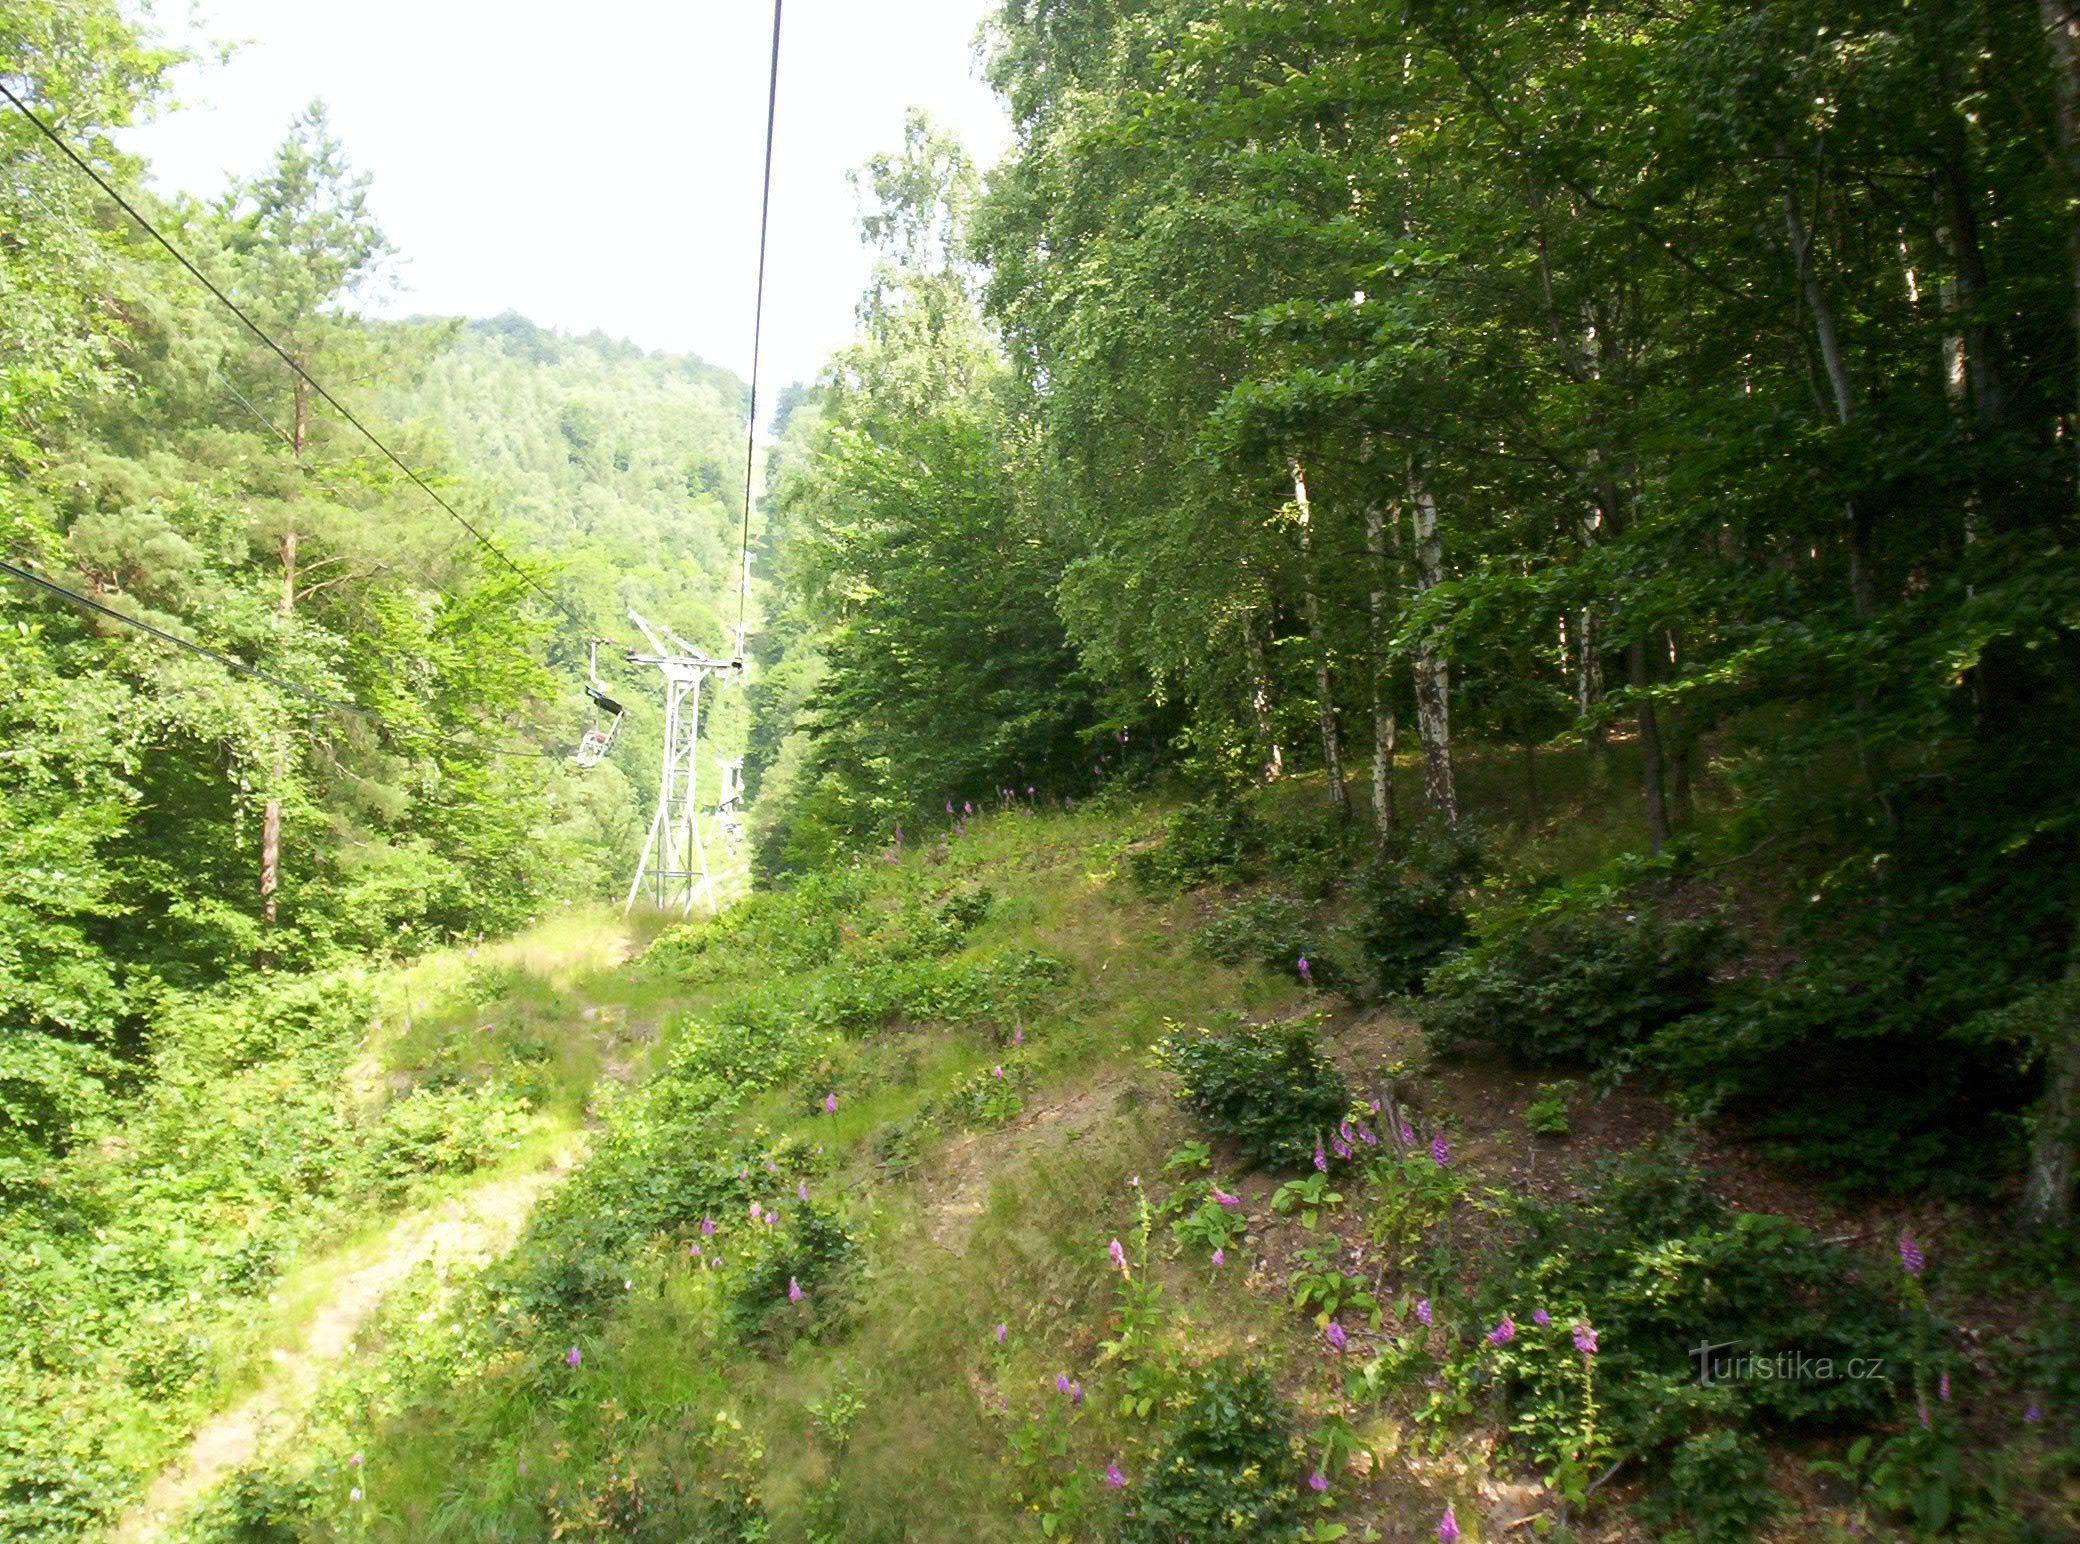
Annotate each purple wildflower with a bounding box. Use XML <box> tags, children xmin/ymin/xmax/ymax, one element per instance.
<box><xmin>1416</xmin><ymin>1298</ymin><xmax>1434</xmax><ymax>1328</ymax></box>
<box><xmin>1070</xmin><ymin>1381</ymin><xmax>1084</xmax><ymax>1405</ymax></box>
<box><xmin>1308</xmin><ymin>1471</ymin><xmax>1329</xmax><ymax>1492</ymax></box>
<box><xmin>1899</xmin><ymin>1232</ymin><xmax>1926</xmax><ymax>1277</ymax></box>
<box><xmin>349</xmin><ymin>1452</ymin><xmax>363</xmax><ymax>1467</ymax></box>
<box><xmin>1399</xmin><ymin>1122</ymin><xmax>1417</xmax><ymax>1147</ymax></box>
<box><xmin>1212</xmin><ymin>1186</ymin><xmax>1241</xmax><ymax>1207</ymax></box>
<box><xmin>1212</xmin><ymin>1248</ymin><xmax>1226</xmax><ymax>1267</ymax></box>
<box><xmin>1358</xmin><ymin>1123</ymin><xmax>1377</xmax><ymax>1145</ymax></box>
<box><xmin>1013</xmin><ymin>1027</ymin><xmax>1025</xmax><ymax>1046</ymax></box>
<box><xmin>1332</xmin><ymin>1136</ymin><xmax>1352</xmax><ymax>1161</ymax></box>
<box><xmin>1940</xmin><ymin>1372</ymin><xmax>1951</xmax><ymax>1402</ymax></box>
<box><xmin>1488</xmin><ymin>1316</ymin><xmax>1516</xmax><ymax>1346</ymax></box>
<box><xmin>564</xmin><ymin>1346</ymin><xmax>582</xmax><ymax>1368</ymax></box>
<box><xmin>764</xmin><ymin>1209</ymin><xmax>779</xmax><ymax>1226</ymax></box>
<box><xmin>748</xmin><ymin>1199</ymin><xmax>761</xmax><ymax>1221</ymax></box>
<box><xmin>1325</xmin><ymin>1321</ymin><xmax>1348</xmax><ymax>1352</ymax></box>
<box><xmin>963</xmin><ymin>801</ymin><xmax>973</xmax><ymax>815</ymax></box>
<box><xmin>1109</xmin><ymin>1238</ymin><xmax>1128</xmax><ymax>1273</ymax></box>
<box><xmin>824</xmin><ymin>1092</ymin><xmax>838</xmax><ymax>1114</ymax></box>
<box><xmin>1431</xmin><ymin>1134</ymin><xmax>1451</xmax><ymax>1167</ymax></box>
<box><xmin>1918</xmin><ymin>1399</ymin><xmax>1931</xmax><ymax>1430</ymax></box>
<box><xmin>1573</xmin><ymin>1323</ymin><xmax>1598</xmax><ymax>1356</ymax></box>
<box><xmin>700</xmin><ymin>1216</ymin><xmax>717</xmax><ymax>1235</ymax></box>
<box><xmin>2025</xmin><ymin>1402</ymin><xmax>2044</xmax><ymax>1423</ymax></box>
<box><xmin>1532</xmin><ymin>1309</ymin><xmax>1551</xmax><ymax>1328</ymax></box>
<box><xmin>1438</xmin><ymin>1504</ymin><xmax>1461</xmax><ymax>1543</ymax></box>
<box><xmin>1056</xmin><ymin>1373</ymin><xmax>1072</xmax><ymax>1395</ymax></box>
<box><xmin>1369</xmin><ymin>1099</ymin><xmax>1382</xmax><ymax>1114</ymax></box>
<box><xmin>995</xmin><ymin>1322</ymin><xmax>1007</xmax><ymax>1344</ymax></box>
<box><xmin>1298</xmin><ymin>956</ymin><xmax>1313</xmax><ymax>986</ymax></box>
<box><xmin>1106</xmin><ymin>1462</ymin><xmax>1127</xmax><ymax>1489</ymax></box>
<box><xmin>991</xmin><ymin>1065</ymin><xmax>1004</xmax><ymax>1079</ymax></box>
<box><xmin>788</xmin><ymin>1277</ymin><xmax>803</xmax><ymax>1303</ymax></box>
<box><xmin>797</xmin><ymin>1181</ymin><xmax>810</xmax><ymax>1201</ymax></box>
<box><xmin>1314</xmin><ymin>1139</ymin><xmax>1329</xmax><ymax>1173</ymax></box>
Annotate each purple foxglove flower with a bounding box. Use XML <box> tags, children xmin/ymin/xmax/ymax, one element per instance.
<box><xmin>1416</xmin><ymin>1298</ymin><xmax>1433</xmax><ymax>1327</ymax></box>
<box><xmin>1109</xmin><ymin>1238</ymin><xmax>1128</xmax><ymax>1272</ymax></box>
<box><xmin>1105</xmin><ymin>1462</ymin><xmax>1126</xmax><ymax>1488</ymax></box>
<box><xmin>1431</xmin><ymin>1134</ymin><xmax>1451</xmax><ymax>1167</ymax></box>
<box><xmin>1325</xmin><ymin>1321</ymin><xmax>1347</xmax><ymax>1352</ymax></box>
<box><xmin>764</xmin><ymin>1209</ymin><xmax>779</xmax><ymax>1226</ymax></box>
<box><xmin>564</xmin><ymin>1346</ymin><xmax>582</xmax><ymax>1368</ymax></box>
<box><xmin>946</xmin><ymin>800</ymin><xmax>954</xmax><ymax>814</ymax></box>
<box><xmin>1314</xmin><ymin>1139</ymin><xmax>1328</xmax><ymax>1173</ymax></box>
<box><xmin>824</xmin><ymin>1092</ymin><xmax>838</xmax><ymax>1114</ymax></box>
<box><xmin>1308</xmin><ymin>1470</ymin><xmax>1328</xmax><ymax>1492</ymax></box>
<box><xmin>991</xmin><ymin>1065</ymin><xmax>1004</xmax><ymax>1078</ymax></box>
<box><xmin>1368</xmin><ymin>1098</ymin><xmax>1382</xmax><ymax>1113</ymax></box>
<box><xmin>1899</xmin><ymin>1232</ymin><xmax>1925</xmax><ymax>1276</ymax></box>
<box><xmin>2025</xmin><ymin>1402</ymin><xmax>2043</xmax><ymax>1422</ymax></box>
<box><xmin>1438</xmin><ymin>1504</ymin><xmax>1460</xmax><ymax>1542</ymax></box>
<box><xmin>1399</xmin><ymin>1122</ymin><xmax>1416</xmax><ymax>1147</ymax></box>
<box><xmin>1212</xmin><ymin>1248</ymin><xmax>1225</xmax><ymax>1266</ymax></box>
<box><xmin>748</xmin><ymin>1200</ymin><xmax>761</xmax><ymax>1220</ymax></box>
<box><xmin>1332</xmin><ymin>1136</ymin><xmax>1352</xmax><ymax>1160</ymax></box>
<box><xmin>700</xmin><ymin>1216</ymin><xmax>717</xmax><ymax>1236</ymax></box>
<box><xmin>797</xmin><ymin>1181</ymin><xmax>810</xmax><ymax>1201</ymax></box>
<box><xmin>788</xmin><ymin>1277</ymin><xmax>803</xmax><ymax>1303</ymax></box>
<box><xmin>995</xmin><ymin>1323</ymin><xmax>1007</xmax><ymax>1344</ymax></box>
<box><xmin>1940</xmin><ymin>1372</ymin><xmax>1951</xmax><ymax>1402</ymax></box>
<box><xmin>1212</xmin><ymin>1187</ymin><xmax>1240</xmax><ymax>1207</ymax></box>
<box><xmin>963</xmin><ymin>801</ymin><xmax>973</xmax><ymax>814</ymax></box>
<box><xmin>1069</xmin><ymin>1381</ymin><xmax>1084</xmax><ymax>1405</ymax></box>
<box><xmin>1298</xmin><ymin>956</ymin><xmax>1313</xmax><ymax>985</ymax></box>
<box><xmin>1358</xmin><ymin>1123</ymin><xmax>1377</xmax><ymax>1145</ymax></box>
<box><xmin>1339</xmin><ymin>1120</ymin><xmax>1354</xmax><ymax>1142</ymax></box>
<box><xmin>1013</xmin><ymin>1028</ymin><xmax>1024</xmax><ymax>1046</ymax></box>
<box><xmin>1056</xmin><ymin>1373</ymin><xmax>1072</xmax><ymax>1394</ymax></box>
<box><xmin>691</xmin><ymin>1243</ymin><xmax>703</xmax><ymax>1257</ymax></box>
<box><xmin>1532</xmin><ymin>1309</ymin><xmax>1550</xmax><ymax>1328</ymax></box>
<box><xmin>1572</xmin><ymin>1323</ymin><xmax>1597</xmax><ymax>1356</ymax></box>
<box><xmin>1488</xmin><ymin>1316</ymin><xmax>1516</xmax><ymax>1346</ymax></box>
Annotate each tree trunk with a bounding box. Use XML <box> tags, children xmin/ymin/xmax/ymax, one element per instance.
<box><xmin>2021</xmin><ymin>918</ymin><xmax>2080</xmax><ymax>1227</ymax></box>
<box><xmin>1244</xmin><ymin>607</ymin><xmax>1283</xmax><ymax>784</ymax></box>
<box><xmin>1406</xmin><ymin>460</ymin><xmax>1457</xmax><ymax>824</ymax></box>
<box><xmin>2037</xmin><ymin>0</ymin><xmax>2080</xmax><ymax>460</ymax></box>
<box><xmin>1628</xmin><ymin>635</ymin><xmax>1670</xmax><ymax>855</ymax></box>
<box><xmin>1364</xmin><ymin>492</ymin><xmax>1399</xmax><ymax>846</ymax></box>
<box><xmin>260</xmin><ymin>376</ymin><xmax>307</xmax><ymax>944</ymax></box>
<box><xmin>1291</xmin><ymin>459</ymin><xmax>1350</xmax><ymax>818</ymax></box>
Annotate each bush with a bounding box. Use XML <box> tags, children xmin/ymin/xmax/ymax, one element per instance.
<box><xmin>1127</xmin><ymin>800</ymin><xmax>1258</xmax><ymax>892</ymax></box>
<box><xmin>1421</xmin><ymin>905</ymin><xmax>1722</xmax><ymax>1066</ymax></box>
<box><xmin>1637</xmin><ymin>1429</ymin><xmax>1785</xmax><ymax>1544</ymax></box>
<box><xmin>1192</xmin><ymin>896</ymin><xmax>1344</xmax><ymax>987</ymax></box>
<box><xmin>1462</xmin><ymin>1150</ymin><xmax>1907</xmax><ymax>1530</ymax></box>
<box><xmin>1153</xmin><ymin>1018</ymin><xmax>1351</xmax><ymax>1169</ymax></box>
<box><xmin>1119</xmin><ymin>1363</ymin><xmax>1307</xmax><ymax>1544</ymax></box>
<box><xmin>1357</xmin><ymin>824</ymin><xmax>1483</xmax><ymax>995</ymax></box>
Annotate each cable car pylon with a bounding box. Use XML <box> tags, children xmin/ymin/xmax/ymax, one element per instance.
<box><xmin>623</xmin><ymin>609</ymin><xmax>742</xmax><ymax>914</ymax></box>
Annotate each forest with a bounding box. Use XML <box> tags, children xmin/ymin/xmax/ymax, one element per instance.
<box><xmin>5</xmin><ymin>0</ymin><xmax>2079</xmax><ymax>1541</ymax></box>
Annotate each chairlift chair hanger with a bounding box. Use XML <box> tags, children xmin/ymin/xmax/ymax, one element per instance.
<box><xmin>574</xmin><ymin>638</ymin><xmax>625</xmax><ymax>768</ymax></box>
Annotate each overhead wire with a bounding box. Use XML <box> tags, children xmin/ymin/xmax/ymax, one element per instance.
<box><xmin>0</xmin><ymin>78</ymin><xmax>608</xmax><ymax>647</ymax></box>
<box><xmin>733</xmin><ymin>0</ymin><xmax>784</xmax><ymax>655</ymax></box>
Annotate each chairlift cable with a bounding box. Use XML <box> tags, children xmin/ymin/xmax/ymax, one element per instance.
<box><xmin>732</xmin><ymin>0</ymin><xmax>784</xmax><ymax>656</ymax></box>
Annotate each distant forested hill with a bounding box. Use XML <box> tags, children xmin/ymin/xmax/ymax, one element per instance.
<box><xmin>386</xmin><ymin>313</ymin><xmax>751</xmax><ymax>660</ymax></box>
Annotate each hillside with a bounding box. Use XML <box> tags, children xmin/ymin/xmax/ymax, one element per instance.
<box><xmin>62</xmin><ymin>773</ymin><xmax>2072</xmax><ymax>1544</ymax></box>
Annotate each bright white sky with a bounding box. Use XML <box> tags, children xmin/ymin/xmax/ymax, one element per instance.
<box><xmin>122</xmin><ymin>0</ymin><xmax>1010</xmax><ymax>410</ymax></box>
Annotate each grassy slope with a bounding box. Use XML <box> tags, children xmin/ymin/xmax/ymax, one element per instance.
<box><xmin>157</xmin><ymin>770</ymin><xmax>2074</xmax><ymax>1543</ymax></box>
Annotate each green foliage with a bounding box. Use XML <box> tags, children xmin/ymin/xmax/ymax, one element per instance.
<box><xmin>1460</xmin><ymin>1151</ymin><xmax>1908</xmax><ymax>1516</ymax></box>
<box><xmin>1525</xmin><ymin>1082</ymin><xmax>1576</xmax><ymax>1138</ymax></box>
<box><xmin>1357</xmin><ymin>825</ymin><xmax>1482</xmax><ymax>996</ymax></box>
<box><xmin>1636</xmin><ymin>1429</ymin><xmax>1785</xmax><ymax>1544</ymax></box>
<box><xmin>1119</xmin><ymin>1362</ymin><xmax>1308</xmax><ymax>1544</ymax></box>
<box><xmin>1127</xmin><ymin>801</ymin><xmax>1259</xmax><ymax>894</ymax></box>
<box><xmin>1422</xmin><ymin>903</ymin><xmax>1723</xmax><ymax>1067</ymax></box>
<box><xmin>1153</xmin><ymin>1017</ymin><xmax>1351</xmax><ymax>1169</ymax></box>
<box><xmin>1193</xmin><ymin>894</ymin><xmax>1342</xmax><ymax>985</ymax></box>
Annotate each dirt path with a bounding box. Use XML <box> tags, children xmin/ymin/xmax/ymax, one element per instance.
<box><xmin>110</xmin><ymin>1139</ymin><xmax>584</xmax><ymax>1542</ymax></box>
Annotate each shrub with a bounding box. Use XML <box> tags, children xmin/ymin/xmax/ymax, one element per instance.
<box><xmin>725</xmin><ymin>1201</ymin><xmax>856</xmax><ymax>1339</ymax></box>
<box><xmin>1357</xmin><ymin>824</ymin><xmax>1483</xmax><ymax>995</ymax></box>
<box><xmin>1192</xmin><ymin>896</ymin><xmax>1344</xmax><ymax>986</ymax></box>
<box><xmin>1637</xmin><ymin>1429</ymin><xmax>1785</xmax><ymax>1544</ymax></box>
<box><xmin>1461</xmin><ymin>1151</ymin><xmax>1907</xmax><ymax>1529</ymax></box>
<box><xmin>1127</xmin><ymin>800</ymin><xmax>1258</xmax><ymax>892</ymax></box>
<box><xmin>1153</xmin><ymin>1018</ymin><xmax>1350</xmax><ymax>1169</ymax></box>
<box><xmin>1421</xmin><ymin>905</ymin><xmax>1722</xmax><ymax>1066</ymax></box>
<box><xmin>1119</xmin><ymin>1363</ymin><xmax>1307</xmax><ymax>1544</ymax></box>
